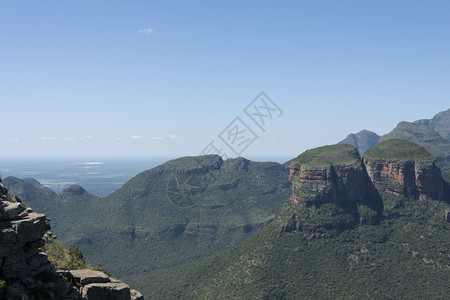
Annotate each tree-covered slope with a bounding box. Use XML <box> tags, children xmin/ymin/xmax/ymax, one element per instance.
<box><xmin>364</xmin><ymin>138</ymin><xmax>435</xmax><ymax>162</ymax></box>
<box><xmin>415</xmin><ymin>108</ymin><xmax>450</xmax><ymax>141</ymax></box>
<box><xmin>4</xmin><ymin>155</ymin><xmax>291</xmax><ymax>297</ymax></box>
<box><xmin>338</xmin><ymin>109</ymin><xmax>450</xmax><ymax>168</ymax></box>
<box><xmin>145</xmin><ymin>198</ymin><xmax>449</xmax><ymax>299</ymax></box>
<box><xmin>143</xmin><ymin>145</ymin><xmax>450</xmax><ymax>300</ymax></box>
<box><xmin>381</xmin><ymin>121</ymin><xmax>450</xmax><ymax>170</ymax></box>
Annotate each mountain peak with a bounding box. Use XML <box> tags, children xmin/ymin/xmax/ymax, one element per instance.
<box><xmin>338</xmin><ymin>130</ymin><xmax>380</xmax><ymax>154</ymax></box>
<box><xmin>414</xmin><ymin>108</ymin><xmax>450</xmax><ymax>141</ymax></box>
<box><xmin>162</xmin><ymin>154</ymin><xmax>224</xmax><ymax>174</ymax></box>
<box><xmin>61</xmin><ymin>185</ymin><xmax>88</xmax><ymax>197</ymax></box>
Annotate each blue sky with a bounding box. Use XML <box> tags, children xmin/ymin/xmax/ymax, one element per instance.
<box><xmin>0</xmin><ymin>0</ymin><xmax>449</xmax><ymax>158</ymax></box>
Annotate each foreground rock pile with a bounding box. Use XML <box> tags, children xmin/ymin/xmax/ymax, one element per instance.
<box><xmin>59</xmin><ymin>269</ymin><xmax>143</xmax><ymax>300</ymax></box>
<box><xmin>0</xmin><ymin>179</ymin><xmax>143</xmax><ymax>299</ymax></box>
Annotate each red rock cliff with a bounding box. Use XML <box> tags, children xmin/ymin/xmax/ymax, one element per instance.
<box><xmin>363</xmin><ymin>139</ymin><xmax>444</xmax><ymax>201</ymax></box>
<box><xmin>288</xmin><ymin>163</ymin><xmax>365</xmax><ymax>207</ymax></box>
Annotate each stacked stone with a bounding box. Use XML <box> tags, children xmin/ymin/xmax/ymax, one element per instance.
<box><xmin>0</xmin><ymin>180</ymin><xmax>51</xmax><ymax>284</ymax></box>
<box><xmin>1</xmin><ymin>179</ymin><xmax>144</xmax><ymax>299</ymax></box>
<box><xmin>59</xmin><ymin>269</ymin><xmax>144</xmax><ymax>300</ymax></box>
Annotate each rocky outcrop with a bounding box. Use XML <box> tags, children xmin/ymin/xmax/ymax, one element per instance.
<box><xmin>288</xmin><ymin>144</ymin><xmax>366</xmax><ymax>207</ymax></box>
<box><xmin>0</xmin><ymin>179</ymin><xmax>143</xmax><ymax>299</ymax></box>
<box><xmin>0</xmin><ymin>179</ymin><xmax>77</xmax><ymax>299</ymax></box>
<box><xmin>289</xmin><ymin>163</ymin><xmax>366</xmax><ymax>207</ymax></box>
<box><xmin>59</xmin><ymin>269</ymin><xmax>143</xmax><ymax>300</ymax></box>
<box><xmin>284</xmin><ymin>144</ymin><xmax>382</xmax><ymax>235</ymax></box>
<box><xmin>363</xmin><ymin>139</ymin><xmax>444</xmax><ymax>201</ymax></box>
<box><xmin>61</xmin><ymin>185</ymin><xmax>89</xmax><ymax>197</ymax></box>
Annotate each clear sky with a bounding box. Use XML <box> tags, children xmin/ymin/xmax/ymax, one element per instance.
<box><xmin>1</xmin><ymin>0</ymin><xmax>449</xmax><ymax>158</ymax></box>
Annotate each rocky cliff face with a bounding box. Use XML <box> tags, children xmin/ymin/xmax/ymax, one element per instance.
<box><xmin>0</xmin><ymin>179</ymin><xmax>143</xmax><ymax>299</ymax></box>
<box><xmin>283</xmin><ymin>144</ymin><xmax>382</xmax><ymax>235</ymax></box>
<box><xmin>363</xmin><ymin>159</ymin><xmax>444</xmax><ymax>200</ymax></box>
<box><xmin>289</xmin><ymin>162</ymin><xmax>366</xmax><ymax>207</ymax></box>
<box><xmin>363</xmin><ymin>139</ymin><xmax>444</xmax><ymax>201</ymax></box>
<box><xmin>0</xmin><ymin>179</ymin><xmax>64</xmax><ymax>298</ymax></box>
<box><xmin>283</xmin><ymin>139</ymin><xmax>448</xmax><ymax>236</ymax></box>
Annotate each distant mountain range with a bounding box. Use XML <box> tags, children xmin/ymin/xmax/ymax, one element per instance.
<box><xmin>3</xmin><ymin>108</ymin><xmax>450</xmax><ymax>298</ymax></box>
<box><xmin>338</xmin><ymin>130</ymin><xmax>380</xmax><ymax>154</ymax></box>
<box><xmin>142</xmin><ymin>139</ymin><xmax>450</xmax><ymax>299</ymax></box>
<box><xmin>338</xmin><ymin>109</ymin><xmax>450</xmax><ymax>170</ymax></box>
<box><xmin>415</xmin><ymin>108</ymin><xmax>450</xmax><ymax>140</ymax></box>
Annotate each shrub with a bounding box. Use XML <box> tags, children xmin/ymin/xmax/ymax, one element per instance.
<box><xmin>43</xmin><ymin>239</ymin><xmax>86</xmax><ymax>270</ymax></box>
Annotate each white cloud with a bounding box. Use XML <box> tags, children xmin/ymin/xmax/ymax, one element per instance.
<box><xmin>0</xmin><ymin>138</ymin><xmax>18</xmax><ymax>142</ymax></box>
<box><xmin>64</xmin><ymin>137</ymin><xmax>76</xmax><ymax>141</ymax></box>
<box><xmin>169</xmin><ymin>134</ymin><xmax>177</xmax><ymax>139</ymax></box>
<box><xmin>131</xmin><ymin>135</ymin><xmax>142</xmax><ymax>140</ymax></box>
<box><xmin>138</xmin><ymin>28</ymin><xmax>154</xmax><ymax>34</ymax></box>
<box><xmin>39</xmin><ymin>136</ymin><xmax>57</xmax><ymax>141</ymax></box>
<box><xmin>105</xmin><ymin>137</ymin><xmax>123</xmax><ymax>141</ymax></box>
<box><xmin>150</xmin><ymin>136</ymin><xmax>165</xmax><ymax>140</ymax></box>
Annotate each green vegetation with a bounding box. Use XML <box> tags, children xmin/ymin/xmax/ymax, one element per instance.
<box><xmin>299</xmin><ymin>203</ymin><xmax>356</xmax><ymax>233</ymax></box>
<box><xmin>357</xmin><ymin>204</ymin><xmax>379</xmax><ymax>224</ymax></box>
<box><xmin>3</xmin><ymin>110</ymin><xmax>449</xmax><ymax>298</ymax></box>
<box><xmin>443</xmin><ymin>170</ymin><xmax>450</xmax><ymax>184</ymax></box>
<box><xmin>364</xmin><ymin>138</ymin><xmax>435</xmax><ymax>162</ymax></box>
<box><xmin>43</xmin><ymin>238</ymin><xmax>86</xmax><ymax>270</ymax></box>
<box><xmin>381</xmin><ymin>122</ymin><xmax>450</xmax><ymax>169</ymax></box>
<box><xmin>4</xmin><ymin>155</ymin><xmax>291</xmax><ymax>296</ymax></box>
<box><xmin>415</xmin><ymin>108</ymin><xmax>450</xmax><ymax>140</ymax></box>
<box><xmin>143</xmin><ymin>193</ymin><xmax>450</xmax><ymax>299</ymax></box>
<box><xmin>291</xmin><ymin>144</ymin><xmax>361</xmax><ymax>167</ymax></box>
<box><xmin>0</xmin><ymin>280</ymin><xmax>5</xmax><ymax>297</ymax></box>
<box><xmin>443</xmin><ymin>170</ymin><xmax>450</xmax><ymax>202</ymax></box>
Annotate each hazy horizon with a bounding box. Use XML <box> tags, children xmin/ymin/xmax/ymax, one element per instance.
<box><xmin>1</xmin><ymin>1</ymin><xmax>449</xmax><ymax>158</ymax></box>
<box><xmin>0</xmin><ymin>155</ymin><xmax>294</xmax><ymax>197</ymax></box>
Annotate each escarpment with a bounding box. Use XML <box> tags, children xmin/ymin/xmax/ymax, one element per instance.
<box><xmin>283</xmin><ymin>144</ymin><xmax>382</xmax><ymax>235</ymax></box>
<box><xmin>283</xmin><ymin>139</ymin><xmax>447</xmax><ymax>235</ymax></box>
<box><xmin>363</xmin><ymin>139</ymin><xmax>444</xmax><ymax>201</ymax></box>
<box><xmin>288</xmin><ymin>144</ymin><xmax>366</xmax><ymax>207</ymax></box>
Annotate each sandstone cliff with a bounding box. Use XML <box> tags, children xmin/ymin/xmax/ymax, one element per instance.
<box><xmin>363</xmin><ymin>139</ymin><xmax>444</xmax><ymax>201</ymax></box>
<box><xmin>283</xmin><ymin>144</ymin><xmax>382</xmax><ymax>235</ymax></box>
<box><xmin>283</xmin><ymin>139</ymin><xmax>448</xmax><ymax>236</ymax></box>
<box><xmin>289</xmin><ymin>144</ymin><xmax>366</xmax><ymax>207</ymax></box>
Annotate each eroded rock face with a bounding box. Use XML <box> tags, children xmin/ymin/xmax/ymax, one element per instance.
<box><xmin>283</xmin><ymin>145</ymin><xmax>383</xmax><ymax>236</ymax></box>
<box><xmin>288</xmin><ymin>164</ymin><xmax>366</xmax><ymax>207</ymax></box>
<box><xmin>0</xmin><ymin>179</ymin><xmax>65</xmax><ymax>298</ymax></box>
<box><xmin>363</xmin><ymin>159</ymin><xmax>444</xmax><ymax>201</ymax></box>
<box><xmin>61</xmin><ymin>269</ymin><xmax>144</xmax><ymax>300</ymax></box>
<box><xmin>0</xmin><ymin>185</ymin><xmax>50</xmax><ymax>272</ymax></box>
<box><xmin>0</xmin><ymin>179</ymin><xmax>144</xmax><ymax>299</ymax></box>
